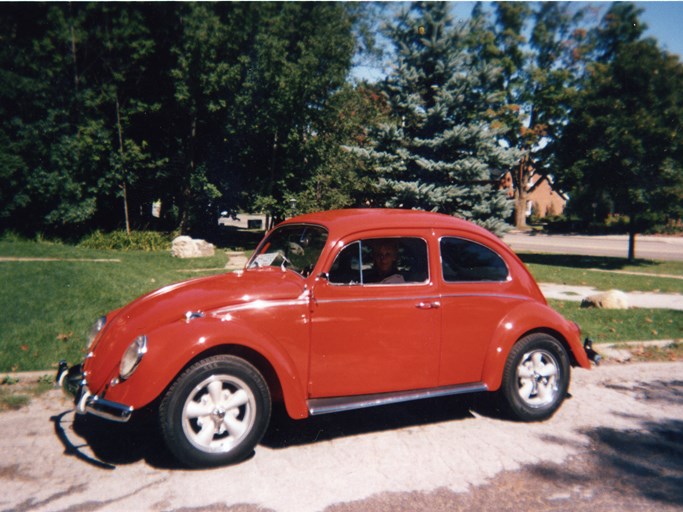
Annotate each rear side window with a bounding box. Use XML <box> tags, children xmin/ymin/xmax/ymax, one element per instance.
<box><xmin>440</xmin><ymin>237</ymin><xmax>509</xmax><ymax>282</ymax></box>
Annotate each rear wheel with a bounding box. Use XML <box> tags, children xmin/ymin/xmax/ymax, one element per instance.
<box><xmin>500</xmin><ymin>333</ymin><xmax>570</xmax><ymax>421</ymax></box>
<box><xmin>159</xmin><ymin>355</ymin><xmax>271</xmax><ymax>467</ymax></box>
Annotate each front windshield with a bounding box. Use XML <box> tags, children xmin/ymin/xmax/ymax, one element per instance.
<box><xmin>248</xmin><ymin>224</ymin><xmax>328</xmax><ymax>277</ymax></box>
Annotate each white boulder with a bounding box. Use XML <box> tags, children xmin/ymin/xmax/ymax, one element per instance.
<box><xmin>171</xmin><ymin>236</ymin><xmax>215</xmax><ymax>258</ymax></box>
<box><xmin>581</xmin><ymin>289</ymin><xmax>629</xmax><ymax>310</ymax></box>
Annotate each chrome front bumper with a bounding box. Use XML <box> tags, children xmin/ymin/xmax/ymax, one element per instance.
<box><xmin>56</xmin><ymin>361</ymin><xmax>133</xmax><ymax>422</ymax></box>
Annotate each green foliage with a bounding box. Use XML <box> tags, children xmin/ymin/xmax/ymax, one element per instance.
<box><xmin>470</xmin><ymin>2</ymin><xmax>589</xmax><ymax>229</ymax></box>
<box><xmin>297</xmin><ymin>83</ymin><xmax>389</xmax><ymax>214</ymax></box>
<box><xmin>0</xmin><ymin>3</ymin><xmax>361</xmax><ymax>237</ymax></box>
<box><xmin>79</xmin><ymin>230</ymin><xmax>172</xmax><ymax>252</ymax></box>
<box><xmin>553</xmin><ymin>3</ymin><xmax>683</xmax><ymax>258</ymax></box>
<box><xmin>350</xmin><ymin>2</ymin><xmax>517</xmax><ymax>235</ymax></box>
<box><xmin>2</xmin><ymin>1</ymin><xmax>681</xmax><ymax>245</ymax></box>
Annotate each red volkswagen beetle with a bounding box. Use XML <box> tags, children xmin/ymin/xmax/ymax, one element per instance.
<box><xmin>58</xmin><ymin>209</ymin><xmax>598</xmax><ymax>467</ymax></box>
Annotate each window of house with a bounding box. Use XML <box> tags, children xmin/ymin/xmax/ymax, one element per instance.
<box><xmin>328</xmin><ymin>238</ymin><xmax>429</xmax><ymax>285</ymax></box>
<box><xmin>440</xmin><ymin>237</ymin><xmax>509</xmax><ymax>282</ymax></box>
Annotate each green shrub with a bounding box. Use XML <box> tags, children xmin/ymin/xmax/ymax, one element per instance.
<box><xmin>79</xmin><ymin>230</ymin><xmax>172</xmax><ymax>252</ymax></box>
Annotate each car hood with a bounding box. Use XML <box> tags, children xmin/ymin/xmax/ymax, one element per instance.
<box><xmin>85</xmin><ymin>269</ymin><xmax>306</xmax><ymax>386</ymax></box>
<box><xmin>102</xmin><ymin>268</ymin><xmax>306</xmax><ymax>343</ymax></box>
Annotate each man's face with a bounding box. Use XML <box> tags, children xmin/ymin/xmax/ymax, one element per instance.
<box><xmin>373</xmin><ymin>243</ymin><xmax>397</xmax><ymax>275</ymax></box>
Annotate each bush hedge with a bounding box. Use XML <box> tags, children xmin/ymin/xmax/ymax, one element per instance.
<box><xmin>79</xmin><ymin>230</ymin><xmax>174</xmax><ymax>251</ymax></box>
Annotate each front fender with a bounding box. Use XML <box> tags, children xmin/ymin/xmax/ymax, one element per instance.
<box><xmin>481</xmin><ymin>301</ymin><xmax>590</xmax><ymax>392</ymax></box>
<box><xmin>100</xmin><ymin>316</ymin><xmax>309</xmax><ymax>419</ymax></box>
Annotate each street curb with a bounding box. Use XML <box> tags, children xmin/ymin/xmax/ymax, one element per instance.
<box><xmin>2</xmin><ymin>370</ymin><xmax>55</xmax><ymax>383</ymax></box>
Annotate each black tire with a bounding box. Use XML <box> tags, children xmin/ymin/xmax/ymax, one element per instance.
<box><xmin>499</xmin><ymin>333</ymin><xmax>570</xmax><ymax>422</ymax></box>
<box><xmin>159</xmin><ymin>355</ymin><xmax>271</xmax><ymax>468</ymax></box>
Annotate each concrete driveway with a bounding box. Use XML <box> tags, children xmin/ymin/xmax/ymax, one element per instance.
<box><xmin>1</xmin><ymin>361</ymin><xmax>682</xmax><ymax>511</ymax></box>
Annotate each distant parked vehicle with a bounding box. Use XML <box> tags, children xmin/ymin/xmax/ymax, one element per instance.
<box><xmin>58</xmin><ymin>209</ymin><xmax>599</xmax><ymax>468</ymax></box>
<box><xmin>218</xmin><ymin>211</ymin><xmax>266</xmax><ymax>230</ymax></box>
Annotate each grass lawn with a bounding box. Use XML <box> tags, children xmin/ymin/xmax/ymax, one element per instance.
<box><xmin>550</xmin><ymin>300</ymin><xmax>682</xmax><ymax>343</ymax></box>
<box><xmin>0</xmin><ymin>240</ymin><xmax>230</xmax><ymax>372</ymax></box>
<box><xmin>0</xmin><ymin>240</ymin><xmax>681</xmax><ymax>373</ymax></box>
<box><xmin>519</xmin><ymin>253</ymin><xmax>683</xmax><ymax>294</ymax></box>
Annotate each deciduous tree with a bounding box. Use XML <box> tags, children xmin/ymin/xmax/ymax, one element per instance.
<box><xmin>554</xmin><ymin>3</ymin><xmax>683</xmax><ymax>260</ymax></box>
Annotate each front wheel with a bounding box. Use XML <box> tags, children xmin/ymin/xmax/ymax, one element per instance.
<box><xmin>499</xmin><ymin>334</ymin><xmax>570</xmax><ymax>422</ymax></box>
<box><xmin>159</xmin><ymin>355</ymin><xmax>271</xmax><ymax>468</ymax></box>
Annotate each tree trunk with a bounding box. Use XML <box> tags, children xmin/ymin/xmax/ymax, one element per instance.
<box><xmin>115</xmin><ymin>94</ymin><xmax>131</xmax><ymax>236</ymax></box>
<box><xmin>68</xmin><ymin>5</ymin><xmax>79</xmax><ymax>91</ymax></box>
<box><xmin>628</xmin><ymin>213</ymin><xmax>637</xmax><ymax>262</ymax></box>
<box><xmin>514</xmin><ymin>189</ymin><xmax>528</xmax><ymax>229</ymax></box>
<box><xmin>512</xmin><ymin>157</ymin><xmax>530</xmax><ymax>229</ymax></box>
<box><xmin>178</xmin><ymin>116</ymin><xmax>198</xmax><ymax>235</ymax></box>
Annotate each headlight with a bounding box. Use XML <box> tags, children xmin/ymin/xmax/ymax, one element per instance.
<box><xmin>119</xmin><ymin>335</ymin><xmax>147</xmax><ymax>380</ymax></box>
<box><xmin>86</xmin><ymin>316</ymin><xmax>107</xmax><ymax>351</ymax></box>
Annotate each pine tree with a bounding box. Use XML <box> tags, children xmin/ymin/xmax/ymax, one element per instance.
<box><xmin>352</xmin><ymin>2</ymin><xmax>518</xmax><ymax>235</ymax></box>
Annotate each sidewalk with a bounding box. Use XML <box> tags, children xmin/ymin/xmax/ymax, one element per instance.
<box><xmin>539</xmin><ymin>283</ymin><xmax>683</xmax><ymax>311</ymax></box>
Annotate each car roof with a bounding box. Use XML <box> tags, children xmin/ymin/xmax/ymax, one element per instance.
<box><xmin>281</xmin><ymin>208</ymin><xmax>497</xmax><ymax>240</ymax></box>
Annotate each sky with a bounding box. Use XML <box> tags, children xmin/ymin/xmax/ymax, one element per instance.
<box><xmin>351</xmin><ymin>1</ymin><xmax>683</xmax><ymax>82</ymax></box>
<box><xmin>636</xmin><ymin>1</ymin><xmax>683</xmax><ymax>58</ymax></box>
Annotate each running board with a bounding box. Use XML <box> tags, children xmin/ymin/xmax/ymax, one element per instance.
<box><xmin>308</xmin><ymin>382</ymin><xmax>488</xmax><ymax>416</ymax></box>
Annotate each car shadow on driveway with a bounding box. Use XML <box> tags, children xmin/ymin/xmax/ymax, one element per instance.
<box><xmin>262</xmin><ymin>394</ymin><xmax>479</xmax><ymax>449</ymax></box>
<box><xmin>51</xmin><ymin>406</ymin><xmax>181</xmax><ymax>469</ymax></box>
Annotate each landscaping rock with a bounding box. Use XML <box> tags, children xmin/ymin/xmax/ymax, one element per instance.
<box><xmin>171</xmin><ymin>236</ymin><xmax>215</xmax><ymax>258</ymax></box>
<box><xmin>580</xmin><ymin>289</ymin><xmax>629</xmax><ymax>310</ymax></box>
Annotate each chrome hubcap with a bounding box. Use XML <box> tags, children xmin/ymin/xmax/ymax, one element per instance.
<box><xmin>182</xmin><ymin>375</ymin><xmax>256</xmax><ymax>453</ymax></box>
<box><xmin>515</xmin><ymin>349</ymin><xmax>560</xmax><ymax>408</ymax></box>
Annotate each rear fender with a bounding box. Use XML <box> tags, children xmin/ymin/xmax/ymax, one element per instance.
<box><xmin>481</xmin><ymin>301</ymin><xmax>589</xmax><ymax>392</ymax></box>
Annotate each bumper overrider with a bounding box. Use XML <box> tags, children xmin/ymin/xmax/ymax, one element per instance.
<box><xmin>56</xmin><ymin>361</ymin><xmax>133</xmax><ymax>422</ymax></box>
<box><xmin>583</xmin><ymin>338</ymin><xmax>602</xmax><ymax>365</ymax></box>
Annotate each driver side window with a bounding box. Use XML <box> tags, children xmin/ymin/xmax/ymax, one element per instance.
<box><xmin>328</xmin><ymin>238</ymin><xmax>428</xmax><ymax>285</ymax></box>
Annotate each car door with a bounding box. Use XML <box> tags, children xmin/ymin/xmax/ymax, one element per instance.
<box><xmin>308</xmin><ymin>234</ymin><xmax>440</xmax><ymax>398</ymax></box>
<box><xmin>437</xmin><ymin>233</ymin><xmax>519</xmax><ymax>385</ymax></box>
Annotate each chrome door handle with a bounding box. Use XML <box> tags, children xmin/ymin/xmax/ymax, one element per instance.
<box><xmin>416</xmin><ymin>301</ymin><xmax>440</xmax><ymax>310</ymax></box>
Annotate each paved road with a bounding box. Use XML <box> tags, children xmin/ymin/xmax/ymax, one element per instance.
<box><xmin>2</xmin><ymin>361</ymin><xmax>682</xmax><ymax>511</ymax></box>
<box><xmin>503</xmin><ymin>233</ymin><xmax>683</xmax><ymax>261</ymax></box>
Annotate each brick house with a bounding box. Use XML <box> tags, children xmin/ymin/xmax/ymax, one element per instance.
<box><xmin>500</xmin><ymin>170</ymin><xmax>567</xmax><ymax>219</ymax></box>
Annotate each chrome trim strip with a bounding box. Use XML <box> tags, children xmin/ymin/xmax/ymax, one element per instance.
<box><xmin>308</xmin><ymin>382</ymin><xmax>488</xmax><ymax>416</ymax></box>
<box><xmin>315</xmin><ymin>294</ymin><xmax>442</xmax><ymax>305</ymax></box>
<box><xmin>212</xmin><ymin>298</ymin><xmax>310</xmax><ymax>318</ymax></box>
<box><xmin>439</xmin><ymin>292</ymin><xmax>530</xmax><ymax>301</ymax></box>
<box><xmin>315</xmin><ymin>292</ymin><xmax>528</xmax><ymax>306</ymax></box>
